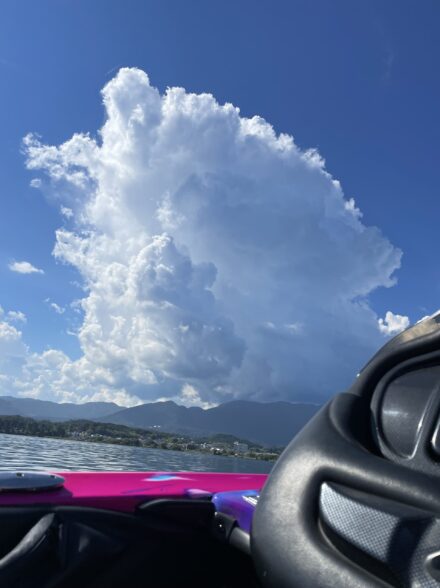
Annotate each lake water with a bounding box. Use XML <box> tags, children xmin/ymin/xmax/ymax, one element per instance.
<box><xmin>0</xmin><ymin>433</ymin><xmax>273</xmax><ymax>474</ymax></box>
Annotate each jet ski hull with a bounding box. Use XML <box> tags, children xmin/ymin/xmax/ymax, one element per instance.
<box><xmin>0</xmin><ymin>471</ymin><xmax>267</xmax><ymax>512</ymax></box>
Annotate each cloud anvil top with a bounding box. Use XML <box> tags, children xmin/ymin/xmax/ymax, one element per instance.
<box><xmin>0</xmin><ymin>68</ymin><xmax>406</xmax><ymax>407</ymax></box>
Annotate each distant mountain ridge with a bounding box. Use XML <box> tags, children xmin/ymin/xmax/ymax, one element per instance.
<box><xmin>100</xmin><ymin>399</ymin><xmax>320</xmax><ymax>446</ymax></box>
<box><xmin>0</xmin><ymin>396</ymin><xmax>121</xmax><ymax>421</ymax></box>
<box><xmin>0</xmin><ymin>396</ymin><xmax>320</xmax><ymax>446</ymax></box>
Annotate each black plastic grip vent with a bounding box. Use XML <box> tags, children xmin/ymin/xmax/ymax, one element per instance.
<box><xmin>320</xmin><ymin>482</ymin><xmax>440</xmax><ymax>588</ymax></box>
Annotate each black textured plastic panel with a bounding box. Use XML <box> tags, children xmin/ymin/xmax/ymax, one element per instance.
<box><xmin>320</xmin><ymin>483</ymin><xmax>440</xmax><ymax>587</ymax></box>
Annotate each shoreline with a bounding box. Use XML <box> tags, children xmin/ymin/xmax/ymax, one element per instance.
<box><xmin>0</xmin><ymin>417</ymin><xmax>281</xmax><ymax>462</ymax></box>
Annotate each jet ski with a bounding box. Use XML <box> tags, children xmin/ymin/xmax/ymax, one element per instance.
<box><xmin>2</xmin><ymin>312</ymin><xmax>440</xmax><ymax>587</ymax></box>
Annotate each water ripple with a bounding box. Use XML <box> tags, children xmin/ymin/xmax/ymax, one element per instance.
<box><xmin>0</xmin><ymin>434</ymin><xmax>273</xmax><ymax>473</ymax></box>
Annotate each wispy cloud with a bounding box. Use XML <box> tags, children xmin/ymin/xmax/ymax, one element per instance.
<box><xmin>60</xmin><ymin>206</ymin><xmax>73</xmax><ymax>219</ymax></box>
<box><xmin>374</xmin><ymin>19</ymin><xmax>396</xmax><ymax>83</ymax></box>
<box><xmin>9</xmin><ymin>261</ymin><xmax>44</xmax><ymax>275</ymax></box>
<box><xmin>45</xmin><ymin>299</ymin><xmax>65</xmax><ymax>315</ymax></box>
<box><xmin>29</xmin><ymin>178</ymin><xmax>42</xmax><ymax>189</ymax></box>
<box><xmin>7</xmin><ymin>310</ymin><xmax>27</xmax><ymax>323</ymax></box>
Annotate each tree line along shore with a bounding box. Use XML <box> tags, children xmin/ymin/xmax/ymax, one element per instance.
<box><xmin>0</xmin><ymin>415</ymin><xmax>282</xmax><ymax>461</ymax></box>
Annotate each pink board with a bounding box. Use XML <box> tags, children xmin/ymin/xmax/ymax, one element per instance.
<box><xmin>0</xmin><ymin>472</ymin><xmax>268</xmax><ymax>512</ymax></box>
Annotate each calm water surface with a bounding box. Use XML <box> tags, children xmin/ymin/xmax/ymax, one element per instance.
<box><xmin>0</xmin><ymin>433</ymin><xmax>273</xmax><ymax>473</ymax></box>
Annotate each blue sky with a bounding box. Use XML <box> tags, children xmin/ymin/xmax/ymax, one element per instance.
<box><xmin>0</xmin><ymin>0</ymin><xmax>439</xmax><ymax>406</ymax></box>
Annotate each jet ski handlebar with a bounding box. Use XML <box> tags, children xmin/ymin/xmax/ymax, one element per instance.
<box><xmin>251</xmin><ymin>313</ymin><xmax>440</xmax><ymax>587</ymax></box>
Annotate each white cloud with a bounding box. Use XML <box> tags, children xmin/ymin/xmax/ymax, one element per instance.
<box><xmin>180</xmin><ymin>383</ymin><xmax>217</xmax><ymax>409</ymax></box>
<box><xmin>30</xmin><ymin>178</ymin><xmax>41</xmax><ymax>189</ymax></box>
<box><xmin>7</xmin><ymin>311</ymin><xmax>27</xmax><ymax>323</ymax></box>
<box><xmin>156</xmin><ymin>383</ymin><xmax>217</xmax><ymax>409</ymax></box>
<box><xmin>45</xmin><ymin>299</ymin><xmax>65</xmax><ymax>315</ymax></box>
<box><xmin>9</xmin><ymin>260</ymin><xmax>44</xmax><ymax>275</ymax></box>
<box><xmin>10</xmin><ymin>67</ymin><xmax>404</xmax><ymax>405</ymax></box>
<box><xmin>0</xmin><ymin>321</ymin><xmax>26</xmax><ymax>355</ymax></box>
<box><xmin>0</xmin><ymin>307</ymin><xmax>27</xmax><ymax>357</ymax></box>
<box><xmin>378</xmin><ymin>311</ymin><xmax>410</xmax><ymax>336</ymax></box>
<box><xmin>60</xmin><ymin>205</ymin><xmax>73</xmax><ymax>219</ymax></box>
<box><xmin>0</xmin><ymin>312</ymin><xmax>27</xmax><ymax>397</ymax></box>
<box><xmin>344</xmin><ymin>197</ymin><xmax>362</xmax><ymax>219</ymax></box>
<box><xmin>11</xmin><ymin>349</ymin><xmax>142</xmax><ymax>406</ymax></box>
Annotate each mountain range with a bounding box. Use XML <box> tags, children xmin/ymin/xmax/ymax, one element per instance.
<box><xmin>0</xmin><ymin>396</ymin><xmax>320</xmax><ymax>446</ymax></box>
<box><xmin>0</xmin><ymin>396</ymin><xmax>120</xmax><ymax>421</ymax></box>
<box><xmin>101</xmin><ymin>400</ymin><xmax>320</xmax><ymax>446</ymax></box>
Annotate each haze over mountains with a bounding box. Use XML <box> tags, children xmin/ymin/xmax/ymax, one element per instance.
<box><xmin>0</xmin><ymin>397</ymin><xmax>320</xmax><ymax>446</ymax></box>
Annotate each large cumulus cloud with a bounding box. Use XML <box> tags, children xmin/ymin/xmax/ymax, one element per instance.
<box><xmin>8</xmin><ymin>68</ymin><xmax>404</xmax><ymax>405</ymax></box>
